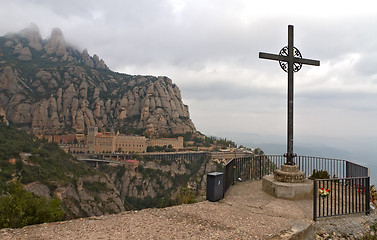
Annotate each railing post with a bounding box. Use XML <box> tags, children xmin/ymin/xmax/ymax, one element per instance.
<box><xmin>259</xmin><ymin>156</ymin><xmax>262</xmax><ymax>179</ymax></box>
<box><xmin>313</xmin><ymin>179</ymin><xmax>317</xmax><ymax>221</ymax></box>
<box><xmin>223</xmin><ymin>165</ymin><xmax>226</xmax><ymax>195</ymax></box>
<box><xmin>366</xmin><ymin>177</ymin><xmax>370</xmax><ymax>215</ymax></box>
<box><xmin>232</xmin><ymin>159</ymin><xmax>235</xmax><ymax>184</ymax></box>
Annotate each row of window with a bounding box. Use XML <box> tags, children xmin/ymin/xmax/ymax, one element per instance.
<box><xmin>115</xmin><ymin>144</ymin><xmax>145</xmax><ymax>147</ymax></box>
<box><xmin>96</xmin><ymin>143</ymin><xmax>113</xmax><ymax>146</ymax></box>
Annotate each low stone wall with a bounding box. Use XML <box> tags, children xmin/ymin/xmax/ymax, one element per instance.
<box><xmin>262</xmin><ymin>175</ymin><xmax>313</xmax><ymax>200</ymax></box>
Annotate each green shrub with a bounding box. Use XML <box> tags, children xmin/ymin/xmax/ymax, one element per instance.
<box><xmin>83</xmin><ymin>181</ymin><xmax>108</xmax><ymax>193</ymax></box>
<box><xmin>0</xmin><ymin>123</ymin><xmax>94</xmax><ymax>190</ymax></box>
<box><xmin>115</xmin><ymin>166</ymin><xmax>126</xmax><ymax>181</ymax></box>
<box><xmin>175</xmin><ymin>187</ymin><xmax>196</xmax><ymax>204</ymax></box>
<box><xmin>309</xmin><ymin>170</ymin><xmax>330</xmax><ymax>179</ymax></box>
<box><xmin>0</xmin><ymin>181</ymin><xmax>65</xmax><ymax>229</ymax></box>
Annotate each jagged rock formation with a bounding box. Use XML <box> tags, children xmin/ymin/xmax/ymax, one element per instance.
<box><xmin>22</xmin><ymin>156</ymin><xmax>218</xmax><ymax>218</ymax></box>
<box><xmin>56</xmin><ymin>175</ymin><xmax>126</xmax><ymax>218</ymax></box>
<box><xmin>107</xmin><ymin>157</ymin><xmax>218</xmax><ymax>208</ymax></box>
<box><xmin>0</xmin><ymin>106</ymin><xmax>9</xmax><ymax>125</ymax></box>
<box><xmin>0</xmin><ymin>24</ymin><xmax>196</xmax><ymax>136</ymax></box>
<box><xmin>23</xmin><ymin>175</ymin><xmax>126</xmax><ymax>219</ymax></box>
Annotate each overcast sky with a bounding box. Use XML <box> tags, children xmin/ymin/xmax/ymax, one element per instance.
<box><xmin>1</xmin><ymin>0</ymin><xmax>377</xmax><ymax>161</ymax></box>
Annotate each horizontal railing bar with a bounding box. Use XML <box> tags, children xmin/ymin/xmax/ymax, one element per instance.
<box><xmin>315</xmin><ymin>212</ymin><xmax>367</xmax><ymax>219</ymax></box>
<box><xmin>346</xmin><ymin>160</ymin><xmax>369</xmax><ymax>168</ymax></box>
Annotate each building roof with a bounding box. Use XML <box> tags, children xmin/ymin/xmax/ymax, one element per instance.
<box><xmin>96</xmin><ymin>133</ymin><xmax>114</xmax><ymax>138</ymax></box>
<box><xmin>126</xmin><ymin>159</ymin><xmax>139</xmax><ymax>163</ymax></box>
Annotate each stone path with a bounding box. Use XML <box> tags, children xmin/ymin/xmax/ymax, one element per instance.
<box><xmin>0</xmin><ymin>180</ymin><xmax>374</xmax><ymax>239</ymax></box>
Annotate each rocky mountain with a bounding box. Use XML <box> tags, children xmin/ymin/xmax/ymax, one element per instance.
<box><xmin>0</xmin><ymin>24</ymin><xmax>196</xmax><ymax>136</ymax></box>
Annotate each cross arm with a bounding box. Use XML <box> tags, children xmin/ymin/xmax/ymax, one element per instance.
<box><xmin>295</xmin><ymin>57</ymin><xmax>320</xmax><ymax>66</ymax></box>
<box><xmin>259</xmin><ymin>52</ymin><xmax>288</xmax><ymax>62</ymax></box>
<box><xmin>259</xmin><ymin>52</ymin><xmax>320</xmax><ymax>66</ymax></box>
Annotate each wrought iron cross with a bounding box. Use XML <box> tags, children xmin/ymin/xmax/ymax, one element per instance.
<box><xmin>259</xmin><ymin>25</ymin><xmax>320</xmax><ymax>165</ymax></box>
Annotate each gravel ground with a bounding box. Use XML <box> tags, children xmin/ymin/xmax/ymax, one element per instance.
<box><xmin>314</xmin><ymin>212</ymin><xmax>377</xmax><ymax>239</ymax></box>
<box><xmin>1</xmin><ymin>180</ymin><xmax>373</xmax><ymax>240</ymax></box>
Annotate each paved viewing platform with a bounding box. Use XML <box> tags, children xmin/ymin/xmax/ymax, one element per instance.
<box><xmin>0</xmin><ymin>180</ymin><xmax>375</xmax><ymax>239</ymax></box>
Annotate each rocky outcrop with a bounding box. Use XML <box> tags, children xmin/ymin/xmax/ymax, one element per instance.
<box><xmin>114</xmin><ymin>160</ymin><xmax>189</xmax><ymax>201</ymax></box>
<box><xmin>22</xmin><ymin>156</ymin><xmax>216</xmax><ymax>219</ymax></box>
<box><xmin>17</xmin><ymin>23</ymin><xmax>43</xmax><ymax>51</ymax></box>
<box><xmin>0</xmin><ymin>106</ymin><xmax>9</xmax><ymax>125</ymax></box>
<box><xmin>24</xmin><ymin>175</ymin><xmax>125</xmax><ymax>219</ymax></box>
<box><xmin>58</xmin><ymin>175</ymin><xmax>125</xmax><ymax>218</ymax></box>
<box><xmin>108</xmin><ymin>156</ymin><xmax>217</xmax><ymax>205</ymax></box>
<box><xmin>0</xmin><ymin>25</ymin><xmax>196</xmax><ymax>136</ymax></box>
<box><xmin>44</xmin><ymin>28</ymin><xmax>67</xmax><ymax>57</ymax></box>
<box><xmin>18</xmin><ymin>47</ymin><xmax>32</xmax><ymax>60</ymax></box>
<box><xmin>3</xmin><ymin>24</ymin><xmax>108</xmax><ymax>69</ymax></box>
<box><xmin>23</xmin><ymin>182</ymin><xmax>51</xmax><ymax>199</ymax></box>
<box><xmin>188</xmin><ymin>158</ymin><xmax>217</xmax><ymax>194</ymax></box>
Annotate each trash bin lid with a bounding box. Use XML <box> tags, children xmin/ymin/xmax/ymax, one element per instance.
<box><xmin>207</xmin><ymin>172</ymin><xmax>223</xmax><ymax>176</ymax></box>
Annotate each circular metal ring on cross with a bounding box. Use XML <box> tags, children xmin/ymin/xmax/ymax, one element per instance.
<box><xmin>279</xmin><ymin>46</ymin><xmax>303</xmax><ymax>73</ymax></box>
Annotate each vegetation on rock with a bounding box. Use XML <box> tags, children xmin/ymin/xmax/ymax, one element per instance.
<box><xmin>103</xmin><ymin>153</ymin><xmax>213</xmax><ymax>211</ymax></box>
<box><xmin>176</xmin><ymin>187</ymin><xmax>196</xmax><ymax>205</ymax></box>
<box><xmin>0</xmin><ymin>123</ymin><xmax>94</xmax><ymax>192</ymax></box>
<box><xmin>0</xmin><ymin>123</ymin><xmax>120</xmax><ymax>224</ymax></box>
<box><xmin>0</xmin><ymin>181</ymin><xmax>65</xmax><ymax>229</ymax></box>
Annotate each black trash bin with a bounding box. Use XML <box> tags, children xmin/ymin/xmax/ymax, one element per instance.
<box><xmin>206</xmin><ymin>172</ymin><xmax>224</xmax><ymax>202</ymax></box>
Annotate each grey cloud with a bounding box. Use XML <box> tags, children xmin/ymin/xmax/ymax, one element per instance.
<box><xmin>182</xmin><ymin>81</ymin><xmax>285</xmax><ymax>101</ymax></box>
<box><xmin>26</xmin><ymin>0</ymin><xmax>92</xmax><ymax>18</ymax></box>
<box><xmin>355</xmin><ymin>53</ymin><xmax>377</xmax><ymax>76</ymax></box>
<box><xmin>296</xmin><ymin>90</ymin><xmax>377</xmax><ymax>113</ymax></box>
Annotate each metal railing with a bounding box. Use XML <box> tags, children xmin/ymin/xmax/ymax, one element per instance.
<box><xmin>223</xmin><ymin>155</ymin><xmax>285</xmax><ymax>193</ymax></box>
<box><xmin>223</xmin><ymin>158</ymin><xmax>235</xmax><ymax>194</ymax></box>
<box><xmin>314</xmin><ymin>177</ymin><xmax>370</xmax><ymax>220</ymax></box>
<box><xmin>296</xmin><ymin>156</ymin><xmax>369</xmax><ymax>179</ymax></box>
<box><xmin>222</xmin><ymin>155</ymin><xmax>370</xmax><ymax>220</ymax></box>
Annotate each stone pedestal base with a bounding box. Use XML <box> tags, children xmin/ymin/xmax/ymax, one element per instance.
<box><xmin>274</xmin><ymin>164</ymin><xmax>305</xmax><ymax>183</ymax></box>
<box><xmin>262</xmin><ymin>175</ymin><xmax>313</xmax><ymax>200</ymax></box>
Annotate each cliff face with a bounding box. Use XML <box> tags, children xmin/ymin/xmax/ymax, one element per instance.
<box><xmin>23</xmin><ymin>175</ymin><xmax>126</xmax><ymax>219</ymax></box>
<box><xmin>0</xmin><ymin>24</ymin><xmax>196</xmax><ymax>136</ymax></box>
<box><xmin>110</xmin><ymin>158</ymin><xmax>218</xmax><ymax>203</ymax></box>
<box><xmin>23</xmin><ymin>157</ymin><xmax>218</xmax><ymax>219</ymax></box>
